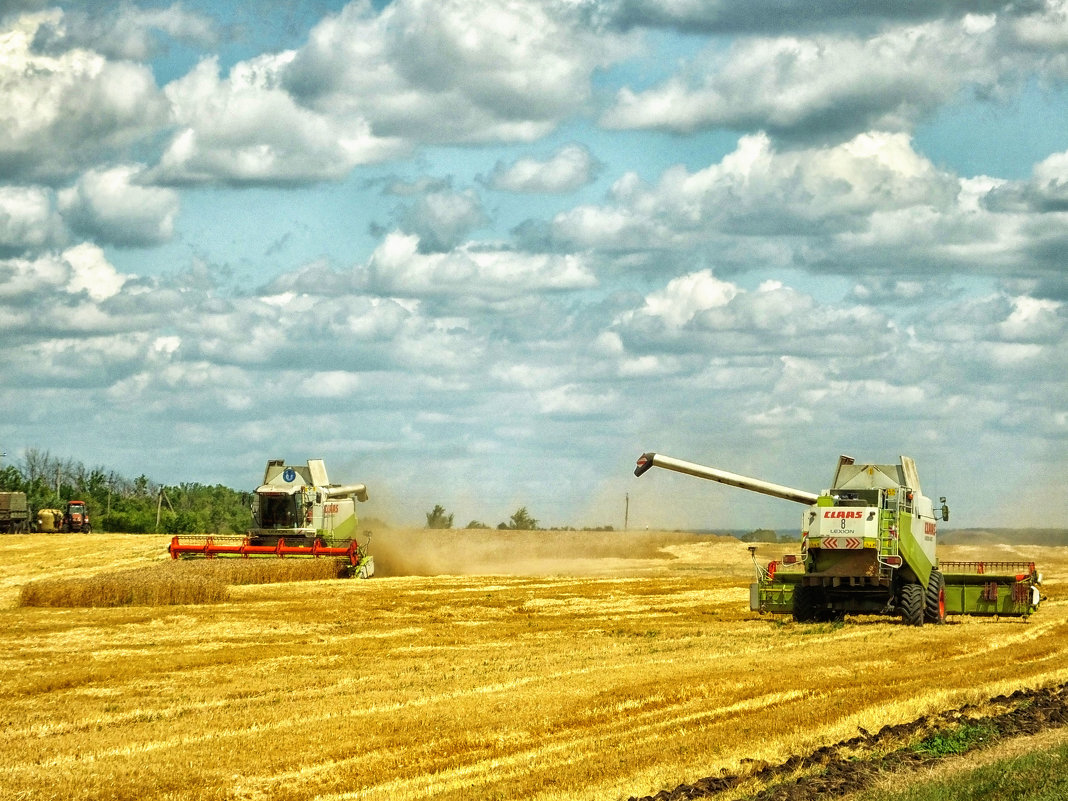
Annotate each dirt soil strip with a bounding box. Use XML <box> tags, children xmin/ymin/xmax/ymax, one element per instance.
<box><xmin>628</xmin><ymin>681</ymin><xmax>1068</xmax><ymax>801</ymax></box>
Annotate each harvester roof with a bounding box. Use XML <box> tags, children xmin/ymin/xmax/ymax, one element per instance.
<box><xmin>262</xmin><ymin>458</ymin><xmax>330</xmax><ymax>488</ymax></box>
<box><xmin>830</xmin><ymin>455</ymin><xmax>921</xmax><ymax>494</ymax></box>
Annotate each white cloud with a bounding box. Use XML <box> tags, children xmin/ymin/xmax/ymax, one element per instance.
<box><xmin>1032</xmin><ymin>150</ymin><xmax>1068</xmax><ymax>201</ymax></box>
<box><xmin>492</xmin><ymin>363</ymin><xmax>571</xmax><ymax>390</ymax></box>
<box><xmin>613</xmin><ymin>268</ymin><xmax>891</xmax><ymax>364</ymax></box>
<box><xmin>622</xmin><ymin>269</ymin><xmax>738</xmax><ymax>328</ymax></box>
<box><xmin>58</xmin><ymin>165</ymin><xmax>179</xmax><ymax>246</ymax></box>
<box><xmin>553</xmin><ymin>132</ymin><xmax>958</xmax><ymax>251</ymax></box>
<box><xmin>603</xmin><ymin>19</ymin><xmax>1005</xmax><ymax>140</ymax></box>
<box><xmin>299</xmin><ymin>371</ymin><xmax>362</xmax><ymax>398</ymax></box>
<box><xmin>986</xmin><ymin>148</ymin><xmax>1068</xmax><ymax>213</ymax></box>
<box><xmin>0</xmin><ymin>186</ymin><xmax>63</xmax><ymax>250</ymax></box>
<box><xmin>62</xmin><ymin>242</ymin><xmax>127</xmax><ymax>300</ymax></box>
<box><xmin>607</xmin><ymin>0</ymin><xmax>1007</xmax><ymax>33</ymax></box>
<box><xmin>0</xmin><ymin>251</ymin><xmax>69</xmax><ymax>300</ymax></box>
<box><xmin>30</xmin><ymin>3</ymin><xmax>216</xmax><ymax>61</ymax></box>
<box><xmin>535</xmin><ymin>384</ymin><xmax>617</xmax><ymax>417</ymax></box>
<box><xmin>486</xmin><ymin>144</ymin><xmax>601</xmax><ymax>194</ymax></box>
<box><xmin>0</xmin><ymin>11</ymin><xmax>168</xmax><ymax>180</ymax></box>
<box><xmin>154</xmin><ymin>55</ymin><xmax>405</xmax><ymax>184</ymax></box>
<box><xmin>1010</xmin><ymin>0</ymin><xmax>1068</xmax><ymax>51</ymax></box>
<box><xmin>998</xmin><ymin>296</ymin><xmax>1063</xmax><ymax>342</ymax></box>
<box><xmin>283</xmin><ymin>0</ymin><xmax>634</xmax><ymax>145</ymax></box>
<box><xmin>395</xmin><ymin>189</ymin><xmax>488</xmax><ymax>252</ymax></box>
<box><xmin>367</xmin><ymin>232</ymin><xmax>597</xmax><ymax>300</ymax></box>
<box><xmin>744</xmin><ymin>405</ymin><xmax>814</xmax><ymax>428</ymax></box>
<box><xmin>0</xmin><ymin>244</ymin><xmax>128</xmax><ymax>307</ymax></box>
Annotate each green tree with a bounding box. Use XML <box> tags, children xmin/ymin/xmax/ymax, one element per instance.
<box><xmin>425</xmin><ymin>504</ymin><xmax>454</xmax><ymax>529</ymax></box>
<box><xmin>0</xmin><ymin>465</ymin><xmax>23</xmax><ymax>491</ymax></box>
<box><xmin>465</xmin><ymin>520</ymin><xmax>489</xmax><ymax>529</ymax></box>
<box><xmin>504</xmin><ymin>507</ymin><xmax>538</xmax><ymax>530</ymax></box>
<box><xmin>134</xmin><ymin>474</ymin><xmax>150</xmax><ymax>496</ymax></box>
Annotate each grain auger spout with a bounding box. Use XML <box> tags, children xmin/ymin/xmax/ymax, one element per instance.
<box><xmin>168</xmin><ymin>458</ymin><xmax>375</xmax><ymax>578</ymax></box>
<box><xmin>634</xmin><ymin>451</ymin><xmax>1041</xmax><ymax>625</ymax></box>
<box><xmin>323</xmin><ymin>484</ymin><xmax>369</xmax><ymax>503</ymax></box>
<box><xmin>634</xmin><ymin>452</ymin><xmax>818</xmax><ymax>505</ymax></box>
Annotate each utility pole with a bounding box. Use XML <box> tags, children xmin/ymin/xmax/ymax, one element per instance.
<box><xmin>155</xmin><ymin>487</ymin><xmax>175</xmax><ymax>532</ymax></box>
<box><xmin>624</xmin><ymin>492</ymin><xmax>629</xmax><ymax>531</ymax></box>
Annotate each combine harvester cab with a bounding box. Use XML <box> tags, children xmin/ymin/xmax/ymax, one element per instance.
<box><xmin>169</xmin><ymin>459</ymin><xmax>374</xmax><ymax>578</ymax></box>
<box><xmin>635</xmin><ymin>452</ymin><xmax>1041</xmax><ymax>625</ymax></box>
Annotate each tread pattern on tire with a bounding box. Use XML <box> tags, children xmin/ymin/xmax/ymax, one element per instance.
<box><xmin>901</xmin><ymin>582</ymin><xmax>924</xmax><ymax>627</ymax></box>
<box><xmin>793</xmin><ymin>585</ymin><xmax>821</xmax><ymax>623</ymax></box>
<box><xmin>925</xmin><ymin>569</ymin><xmax>946</xmax><ymax>624</ymax></box>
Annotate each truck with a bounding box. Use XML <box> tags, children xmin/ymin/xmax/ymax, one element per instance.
<box><xmin>634</xmin><ymin>452</ymin><xmax>1042</xmax><ymax>624</ymax></box>
<box><xmin>0</xmin><ymin>492</ymin><xmax>29</xmax><ymax>533</ymax></box>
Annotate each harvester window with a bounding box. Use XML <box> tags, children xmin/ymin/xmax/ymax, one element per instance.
<box><xmin>833</xmin><ymin>490</ymin><xmax>878</xmax><ymax>507</ymax></box>
<box><xmin>261</xmin><ymin>495</ymin><xmax>298</xmax><ymax>528</ymax></box>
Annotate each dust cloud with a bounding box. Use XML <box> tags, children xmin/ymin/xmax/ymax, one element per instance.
<box><xmin>365</xmin><ymin>528</ymin><xmax>709</xmax><ymax>578</ymax></box>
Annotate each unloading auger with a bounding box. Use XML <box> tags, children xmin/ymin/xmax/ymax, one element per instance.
<box><xmin>634</xmin><ymin>452</ymin><xmax>1041</xmax><ymax>624</ymax></box>
<box><xmin>168</xmin><ymin>458</ymin><xmax>374</xmax><ymax>577</ymax></box>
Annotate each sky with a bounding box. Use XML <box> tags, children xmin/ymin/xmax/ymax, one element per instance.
<box><xmin>1</xmin><ymin>0</ymin><xmax>1066</xmax><ymax>532</ymax></box>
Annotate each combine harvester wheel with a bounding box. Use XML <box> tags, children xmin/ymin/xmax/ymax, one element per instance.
<box><xmin>900</xmin><ymin>583</ymin><xmax>925</xmax><ymax>627</ymax></box>
<box><xmin>925</xmin><ymin>569</ymin><xmax>947</xmax><ymax>624</ymax></box>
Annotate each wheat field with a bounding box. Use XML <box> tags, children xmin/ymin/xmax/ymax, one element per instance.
<box><xmin>1</xmin><ymin>530</ymin><xmax>1066</xmax><ymax>801</ymax></box>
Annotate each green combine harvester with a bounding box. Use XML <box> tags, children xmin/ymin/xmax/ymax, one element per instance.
<box><xmin>634</xmin><ymin>452</ymin><xmax>1042</xmax><ymax>624</ymax></box>
<box><xmin>169</xmin><ymin>458</ymin><xmax>374</xmax><ymax>578</ymax></box>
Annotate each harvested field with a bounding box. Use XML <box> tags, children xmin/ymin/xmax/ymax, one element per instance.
<box><xmin>0</xmin><ymin>530</ymin><xmax>1066</xmax><ymax>800</ymax></box>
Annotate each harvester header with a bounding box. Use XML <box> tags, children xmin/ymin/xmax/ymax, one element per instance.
<box><xmin>635</xmin><ymin>450</ymin><xmax>1041</xmax><ymax>625</ymax></box>
<box><xmin>168</xmin><ymin>458</ymin><xmax>374</xmax><ymax>577</ymax></box>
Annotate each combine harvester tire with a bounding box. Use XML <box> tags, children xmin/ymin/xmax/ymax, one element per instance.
<box><xmin>900</xmin><ymin>584</ymin><xmax>925</xmax><ymax>627</ymax></box>
<box><xmin>925</xmin><ymin>569</ymin><xmax>947</xmax><ymax>624</ymax></box>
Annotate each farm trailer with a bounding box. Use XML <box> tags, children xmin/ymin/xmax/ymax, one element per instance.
<box><xmin>0</xmin><ymin>492</ymin><xmax>29</xmax><ymax>534</ymax></box>
<box><xmin>634</xmin><ymin>452</ymin><xmax>1041</xmax><ymax>625</ymax></box>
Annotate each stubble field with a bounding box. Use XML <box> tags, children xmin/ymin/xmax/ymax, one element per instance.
<box><xmin>1</xmin><ymin>530</ymin><xmax>1067</xmax><ymax>801</ymax></box>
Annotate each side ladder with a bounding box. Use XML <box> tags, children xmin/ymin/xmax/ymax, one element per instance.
<box><xmin>877</xmin><ymin>508</ymin><xmax>898</xmax><ymax>581</ymax></box>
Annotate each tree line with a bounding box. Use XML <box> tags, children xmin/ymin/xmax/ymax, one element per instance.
<box><xmin>425</xmin><ymin>504</ymin><xmax>614</xmax><ymax>532</ymax></box>
<box><xmin>0</xmin><ymin>449</ymin><xmax>251</xmax><ymax>534</ymax></box>
<box><xmin>0</xmin><ymin>451</ymin><xmax>618</xmax><ymax>535</ymax></box>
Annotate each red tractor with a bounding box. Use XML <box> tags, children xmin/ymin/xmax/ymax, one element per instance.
<box><xmin>63</xmin><ymin>500</ymin><xmax>91</xmax><ymax>533</ymax></box>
